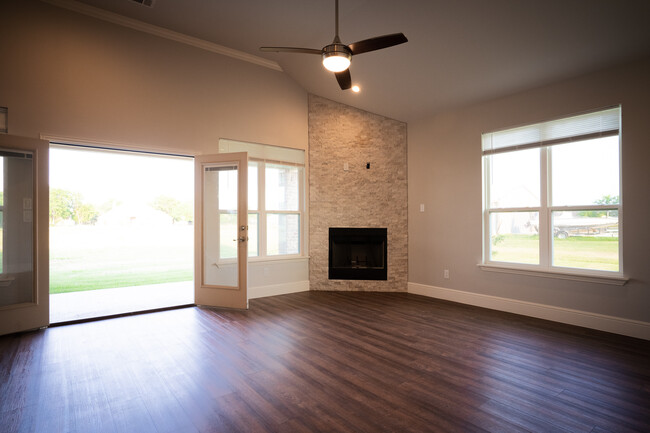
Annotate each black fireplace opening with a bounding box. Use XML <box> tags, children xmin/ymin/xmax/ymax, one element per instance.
<box><xmin>329</xmin><ymin>227</ymin><xmax>387</xmax><ymax>280</ymax></box>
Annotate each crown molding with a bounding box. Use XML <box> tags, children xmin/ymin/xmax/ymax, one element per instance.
<box><xmin>41</xmin><ymin>0</ymin><xmax>283</xmax><ymax>72</ymax></box>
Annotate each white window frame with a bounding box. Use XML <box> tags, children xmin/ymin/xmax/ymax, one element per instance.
<box><xmin>216</xmin><ymin>139</ymin><xmax>306</xmax><ymax>263</ymax></box>
<box><xmin>0</xmin><ymin>158</ymin><xmax>4</xmax><ymax>274</ymax></box>
<box><xmin>479</xmin><ymin>107</ymin><xmax>627</xmax><ymax>285</ymax></box>
<box><xmin>248</xmin><ymin>158</ymin><xmax>304</xmax><ymax>260</ymax></box>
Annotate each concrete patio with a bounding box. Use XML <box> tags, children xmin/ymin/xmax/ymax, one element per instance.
<box><xmin>50</xmin><ymin>281</ymin><xmax>194</xmax><ymax>323</ymax></box>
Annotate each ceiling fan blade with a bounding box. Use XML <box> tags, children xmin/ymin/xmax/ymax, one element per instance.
<box><xmin>335</xmin><ymin>69</ymin><xmax>352</xmax><ymax>90</ymax></box>
<box><xmin>348</xmin><ymin>33</ymin><xmax>408</xmax><ymax>55</ymax></box>
<box><xmin>259</xmin><ymin>47</ymin><xmax>322</xmax><ymax>55</ymax></box>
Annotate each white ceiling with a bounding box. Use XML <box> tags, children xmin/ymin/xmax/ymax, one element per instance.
<box><xmin>66</xmin><ymin>0</ymin><xmax>650</xmax><ymax>122</ymax></box>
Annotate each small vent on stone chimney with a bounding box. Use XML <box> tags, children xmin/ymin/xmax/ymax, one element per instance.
<box><xmin>130</xmin><ymin>0</ymin><xmax>155</xmax><ymax>7</ymax></box>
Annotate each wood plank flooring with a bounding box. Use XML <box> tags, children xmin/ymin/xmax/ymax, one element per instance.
<box><xmin>1</xmin><ymin>291</ymin><xmax>649</xmax><ymax>432</ymax></box>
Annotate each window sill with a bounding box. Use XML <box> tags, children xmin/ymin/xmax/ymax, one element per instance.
<box><xmin>217</xmin><ymin>255</ymin><xmax>309</xmax><ymax>266</ymax></box>
<box><xmin>477</xmin><ymin>263</ymin><xmax>628</xmax><ymax>286</ymax></box>
<box><xmin>248</xmin><ymin>255</ymin><xmax>309</xmax><ymax>264</ymax></box>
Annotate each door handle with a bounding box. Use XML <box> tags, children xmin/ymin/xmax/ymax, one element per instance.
<box><xmin>233</xmin><ymin>236</ymin><xmax>247</xmax><ymax>243</ymax></box>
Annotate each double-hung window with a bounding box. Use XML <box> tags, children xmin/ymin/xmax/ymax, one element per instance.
<box><xmin>481</xmin><ymin>107</ymin><xmax>623</xmax><ymax>279</ymax></box>
<box><xmin>219</xmin><ymin>139</ymin><xmax>305</xmax><ymax>261</ymax></box>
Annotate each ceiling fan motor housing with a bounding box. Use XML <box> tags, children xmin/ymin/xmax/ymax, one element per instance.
<box><xmin>322</xmin><ymin>43</ymin><xmax>352</xmax><ymax>72</ymax></box>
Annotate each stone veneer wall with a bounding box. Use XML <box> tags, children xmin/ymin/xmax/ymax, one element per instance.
<box><xmin>309</xmin><ymin>94</ymin><xmax>408</xmax><ymax>291</ymax></box>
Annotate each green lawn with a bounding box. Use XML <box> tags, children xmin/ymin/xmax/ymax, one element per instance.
<box><xmin>491</xmin><ymin>234</ymin><xmax>619</xmax><ymax>271</ymax></box>
<box><xmin>50</xmin><ymin>225</ymin><xmax>193</xmax><ymax>294</ymax></box>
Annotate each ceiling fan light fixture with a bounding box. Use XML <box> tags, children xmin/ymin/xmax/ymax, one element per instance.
<box><xmin>260</xmin><ymin>0</ymin><xmax>407</xmax><ymax>90</ymax></box>
<box><xmin>322</xmin><ymin>44</ymin><xmax>351</xmax><ymax>72</ymax></box>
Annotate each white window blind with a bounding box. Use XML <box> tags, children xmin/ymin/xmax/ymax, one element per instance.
<box><xmin>482</xmin><ymin>107</ymin><xmax>620</xmax><ymax>155</ymax></box>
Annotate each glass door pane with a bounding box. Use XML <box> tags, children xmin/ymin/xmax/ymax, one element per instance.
<box><xmin>203</xmin><ymin>164</ymin><xmax>239</xmax><ymax>287</ymax></box>
<box><xmin>0</xmin><ymin>151</ymin><xmax>34</xmax><ymax>307</ymax></box>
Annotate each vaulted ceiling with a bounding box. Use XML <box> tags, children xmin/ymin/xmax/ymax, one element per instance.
<box><xmin>58</xmin><ymin>0</ymin><xmax>650</xmax><ymax>122</ymax></box>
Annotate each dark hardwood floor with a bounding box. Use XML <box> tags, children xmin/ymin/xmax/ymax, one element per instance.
<box><xmin>1</xmin><ymin>291</ymin><xmax>649</xmax><ymax>432</ymax></box>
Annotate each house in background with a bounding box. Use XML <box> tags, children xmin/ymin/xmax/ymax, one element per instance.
<box><xmin>0</xmin><ymin>0</ymin><xmax>649</xmax><ymax>339</ymax></box>
<box><xmin>97</xmin><ymin>203</ymin><xmax>173</xmax><ymax>227</ymax></box>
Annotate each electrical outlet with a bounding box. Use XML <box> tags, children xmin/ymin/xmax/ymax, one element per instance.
<box><xmin>444</xmin><ymin>269</ymin><xmax>449</xmax><ymax>279</ymax></box>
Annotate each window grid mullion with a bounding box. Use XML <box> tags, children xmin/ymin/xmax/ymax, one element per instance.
<box><xmin>483</xmin><ymin>156</ymin><xmax>491</xmax><ymax>262</ymax></box>
<box><xmin>540</xmin><ymin>147</ymin><xmax>550</xmax><ymax>268</ymax></box>
<box><xmin>259</xmin><ymin>161</ymin><xmax>267</xmax><ymax>258</ymax></box>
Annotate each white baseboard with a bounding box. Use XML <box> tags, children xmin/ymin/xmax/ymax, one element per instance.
<box><xmin>408</xmin><ymin>282</ymin><xmax>650</xmax><ymax>341</ymax></box>
<box><xmin>249</xmin><ymin>280</ymin><xmax>310</xmax><ymax>300</ymax></box>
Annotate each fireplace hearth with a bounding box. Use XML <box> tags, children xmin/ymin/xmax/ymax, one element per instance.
<box><xmin>329</xmin><ymin>227</ymin><xmax>387</xmax><ymax>280</ymax></box>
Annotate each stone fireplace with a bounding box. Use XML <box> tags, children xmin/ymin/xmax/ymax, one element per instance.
<box><xmin>309</xmin><ymin>95</ymin><xmax>407</xmax><ymax>291</ymax></box>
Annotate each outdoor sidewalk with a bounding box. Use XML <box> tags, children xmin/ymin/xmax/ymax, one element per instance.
<box><xmin>50</xmin><ymin>281</ymin><xmax>194</xmax><ymax>323</ymax></box>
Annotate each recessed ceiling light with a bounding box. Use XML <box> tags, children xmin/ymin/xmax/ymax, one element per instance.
<box><xmin>352</xmin><ymin>85</ymin><xmax>360</xmax><ymax>93</ymax></box>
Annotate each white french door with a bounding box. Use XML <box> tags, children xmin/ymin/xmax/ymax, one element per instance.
<box><xmin>194</xmin><ymin>153</ymin><xmax>248</xmax><ymax>309</ymax></box>
<box><xmin>0</xmin><ymin>134</ymin><xmax>49</xmax><ymax>336</ymax></box>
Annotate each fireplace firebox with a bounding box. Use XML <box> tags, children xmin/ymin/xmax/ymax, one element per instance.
<box><xmin>328</xmin><ymin>227</ymin><xmax>387</xmax><ymax>280</ymax></box>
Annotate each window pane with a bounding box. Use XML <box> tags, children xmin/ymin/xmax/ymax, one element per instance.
<box><xmin>0</xmin><ymin>211</ymin><xmax>3</xmax><ymax>274</ymax></box>
<box><xmin>551</xmin><ymin>136</ymin><xmax>619</xmax><ymax>206</ymax></box>
<box><xmin>552</xmin><ymin>211</ymin><xmax>619</xmax><ymax>271</ymax></box>
<box><xmin>266</xmin><ymin>164</ymin><xmax>300</xmax><ymax>211</ymax></box>
<box><xmin>0</xmin><ymin>157</ymin><xmax>3</xmax><ymax>206</ymax></box>
<box><xmin>488</xmin><ymin>148</ymin><xmax>539</xmax><ymax>208</ymax></box>
<box><xmin>0</xmin><ymin>157</ymin><xmax>3</xmax><ymax>274</ymax></box>
<box><xmin>0</xmin><ymin>154</ymin><xmax>33</xmax><ymax>306</ymax></box>
<box><xmin>220</xmin><ymin>213</ymin><xmax>237</xmax><ymax>259</ymax></box>
<box><xmin>248</xmin><ymin>213</ymin><xmax>258</xmax><ymax>257</ymax></box>
<box><xmin>249</xmin><ymin>162</ymin><xmax>258</xmax><ymax>211</ymax></box>
<box><xmin>218</xmin><ymin>169</ymin><xmax>237</xmax><ymax>211</ymax></box>
<box><xmin>489</xmin><ymin>212</ymin><xmax>539</xmax><ymax>264</ymax></box>
<box><xmin>267</xmin><ymin>213</ymin><xmax>300</xmax><ymax>255</ymax></box>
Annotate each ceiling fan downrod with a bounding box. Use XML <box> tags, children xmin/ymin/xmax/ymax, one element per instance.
<box><xmin>323</xmin><ymin>0</ymin><xmax>352</xmax><ymax>72</ymax></box>
<box><xmin>333</xmin><ymin>0</ymin><xmax>341</xmax><ymax>44</ymax></box>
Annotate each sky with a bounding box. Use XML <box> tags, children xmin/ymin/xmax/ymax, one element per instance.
<box><xmin>49</xmin><ymin>147</ymin><xmax>194</xmax><ymax>206</ymax></box>
<box><xmin>490</xmin><ymin>135</ymin><xmax>620</xmax><ymax>208</ymax></box>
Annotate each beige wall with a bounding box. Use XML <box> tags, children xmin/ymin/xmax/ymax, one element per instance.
<box><xmin>0</xmin><ymin>0</ymin><xmax>311</xmax><ymax>310</ymax></box>
<box><xmin>0</xmin><ymin>0</ymin><xmax>307</xmax><ymax>153</ymax></box>
<box><xmin>408</xmin><ymin>56</ymin><xmax>650</xmax><ymax>325</ymax></box>
<box><xmin>309</xmin><ymin>95</ymin><xmax>408</xmax><ymax>291</ymax></box>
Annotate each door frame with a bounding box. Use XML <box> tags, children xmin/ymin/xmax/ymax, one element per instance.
<box><xmin>0</xmin><ymin>134</ymin><xmax>49</xmax><ymax>336</ymax></box>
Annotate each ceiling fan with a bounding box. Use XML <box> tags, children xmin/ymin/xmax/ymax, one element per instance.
<box><xmin>260</xmin><ymin>0</ymin><xmax>408</xmax><ymax>90</ymax></box>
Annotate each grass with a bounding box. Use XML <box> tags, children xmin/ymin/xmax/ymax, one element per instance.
<box><xmin>50</xmin><ymin>225</ymin><xmax>193</xmax><ymax>294</ymax></box>
<box><xmin>491</xmin><ymin>234</ymin><xmax>619</xmax><ymax>271</ymax></box>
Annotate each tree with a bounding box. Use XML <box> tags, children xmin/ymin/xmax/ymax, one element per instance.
<box><xmin>151</xmin><ymin>196</ymin><xmax>192</xmax><ymax>223</ymax></box>
<box><xmin>74</xmin><ymin>202</ymin><xmax>99</xmax><ymax>225</ymax></box>
<box><xmin>579</xmin><ymin>195</ymin><xmax>619</xmax><ymax>218</ymax></box>
<box><xmin>50</xmin><ymin>188</ymin><xmax>98</xmax><ymax>225</ymax></box>
<box><xmin>50</xmin><ymin>188</ymin><xmax>76</xmax><ymax>224</ymax></box>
